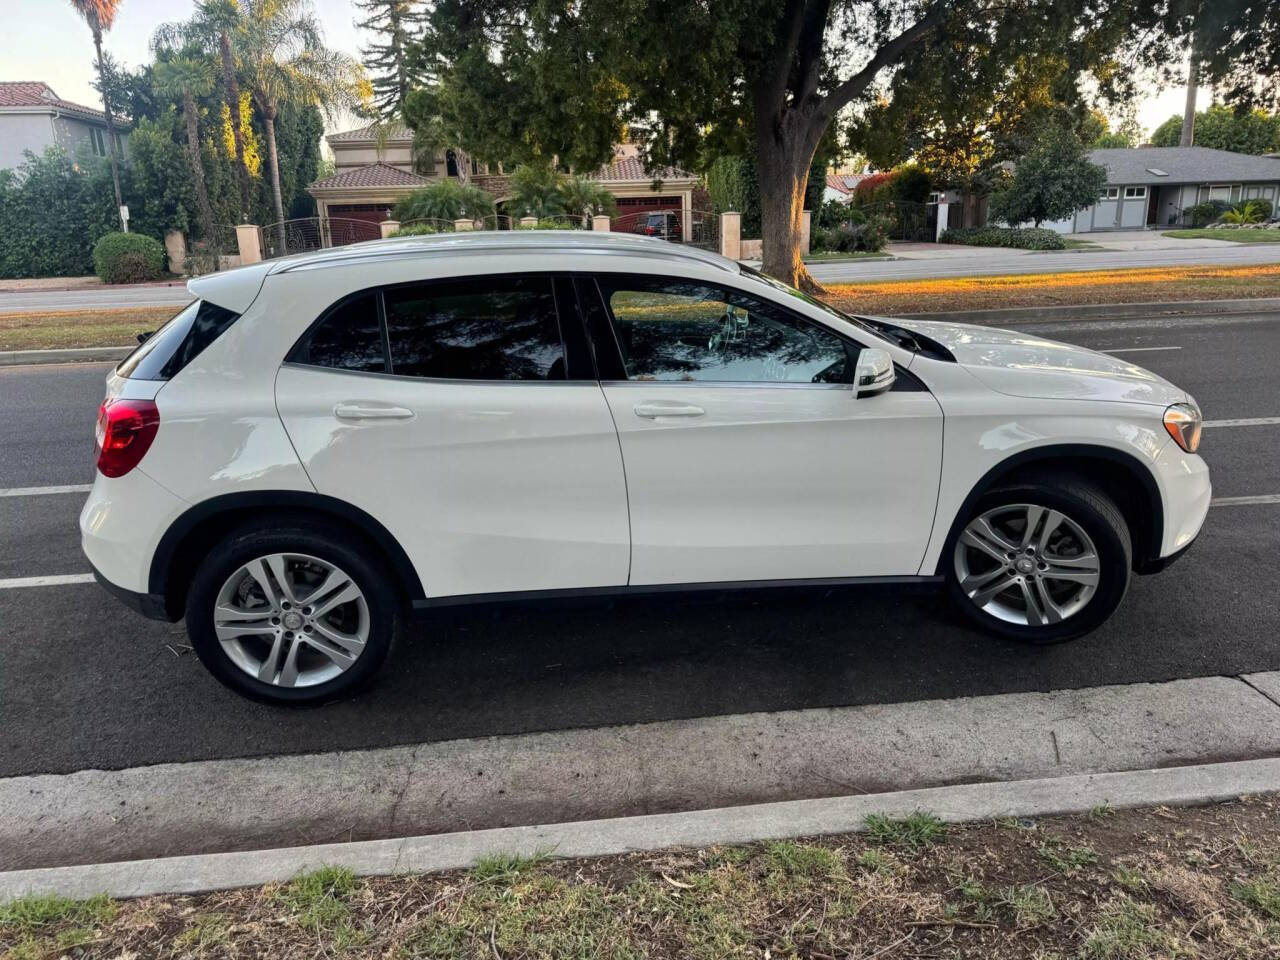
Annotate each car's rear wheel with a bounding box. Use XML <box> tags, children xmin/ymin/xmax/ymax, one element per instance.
<box><xmin>946</xmin><ymin>477</ymin><xmax>1132</xmax><ymax>644</ymax></box>
<box><xmin>186</xmin><ymin>521</ymin><xmax>398</xmax><ymax>704</ymax></box>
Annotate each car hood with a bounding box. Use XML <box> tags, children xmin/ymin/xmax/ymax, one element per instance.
<box><xmin>884</xmin><ymin>317</ymin><xmax>1188</xmax><ymax>406</ymax></box>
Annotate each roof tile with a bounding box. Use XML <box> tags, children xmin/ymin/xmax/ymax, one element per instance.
<box><xmin>1090</xmin><ymin>146</ymin><xmax>1280</xmax><ymax>185</ymax></box>
<box><xmin>0</xmin><ymin>81</ymin><xmax>105</xmax><ymax>121</ymax></box>
<box><xmin>310</xmin><ymin>162</ymin><xmax>427</xmax><ymax>190</ymax></box>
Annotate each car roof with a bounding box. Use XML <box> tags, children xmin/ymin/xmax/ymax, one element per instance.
<box><xmin>189</xmin><ymin>230</ymin><xmax>741</xmax><ymax>313</ymax></box>
<box><xmin>266</xmin><ymin>229</ymin><xmax>738</xmax><ymax>276</ymax></box>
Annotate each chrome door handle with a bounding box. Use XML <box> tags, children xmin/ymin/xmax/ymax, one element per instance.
<box><xmin>334</xmin><ymin>402</ymin><xmax>414</xmax><ymax>421</ymax></box>
<box><xmin>633</xmin><ymin>401</ymin><xmax>706</xmax><ymax>420</ymax></box>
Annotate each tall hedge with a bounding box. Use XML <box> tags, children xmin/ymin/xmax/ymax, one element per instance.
<box><xmin>0</xmin><ymin>149</ymin><xmax>118</xmax><ymax>279</ymax></box>
<box><xmin>706</xmin><ymin>155</ymin><xmax>761</xmax><ymax>237</ymax></box>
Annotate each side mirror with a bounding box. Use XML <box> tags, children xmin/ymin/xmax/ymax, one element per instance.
<box><xmin>854</xmin><ymin>347</ymin><xmax>895</xmax><ymax>398</ymax></box>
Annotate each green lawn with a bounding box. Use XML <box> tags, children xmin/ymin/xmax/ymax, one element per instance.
<box><xmin>1163</xmin><ymin>228</ymin><xmax>1280</xmax><ymax>243</ymax></box>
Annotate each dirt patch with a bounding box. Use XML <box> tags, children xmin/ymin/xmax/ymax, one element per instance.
<box><xmin>5</xmin><ymin>798</ymin><xmax>1280</xmax><ymax>958</ymax></box>
<box><xmin>0</xmin><ymin>307</ymin><xmax>176</xmax><ymax>351</ymax></box>
<box><xmin>825</xmin><ymin>262</ymin><xmax>1280</xmax><ymax>316</ymax></box>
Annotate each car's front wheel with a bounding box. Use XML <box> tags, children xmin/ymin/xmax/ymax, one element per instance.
<box><xmin>946</xmin><ymin>477</ymin><xmax>1132</xmax><ymax>644</ymax></box>
<box><xmin>186</xmin><ymin>521</ymin><xmax>399</xmax><ymax>704</ymax></box>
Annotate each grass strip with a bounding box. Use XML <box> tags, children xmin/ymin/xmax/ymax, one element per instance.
<box><xmin>4</xmin><ymin>798</ymin><xmax>1279</xmax><ymax>959</ymax></box>
<box><xmin>0</xmin><ymin>307</ymin><xmax>177</xmax><ymax>352</ymax></box>
<box><xmin>1163</xmin><ymin>229</ymin><xmax>1280</xmax><ymax>243</ymax></box>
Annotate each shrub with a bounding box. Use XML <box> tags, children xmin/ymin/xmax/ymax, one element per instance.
<box><xmin>939</xmin><ymin>226</ymin><xmax>1066</xmax><ymax>250</ymax></box>
<box><xmin>815</xmin><ymin>216</ymin><xmax>889</xmax><ymax>253</ymax></box>
<box><xmin>93</xmin><ymin>232</ymin><xmax>166</xmax><ymax>283</ymax></box>
<box><xmin>1184</xmin><ymin>199</ymin><xmax>1232</xmax><ymax>227</ymax></box>
<box><xmin>706</xmin><ymin>154</ymin><xmax>761</xmax><ymax>236</ymax></box>
<box><xmin>516</xmin><ymin>217</ymin><xmax>579</xmax><ymax>230</ymax></box>
<box><xmin>392</xmin><ymin>180</ymin><xmax>494</xmax><ymax>222</ymax></box>
<box><xmin>1223</xmin><ymin>199</ymin><xmax>1271</xmax><ymax>224</ymax></box>
<box><xmin>391</xmin><ymin>222</ymin><xmax>444</xmax><ymax>237</ymax></box>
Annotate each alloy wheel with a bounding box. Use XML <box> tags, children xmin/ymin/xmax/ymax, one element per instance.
<box><xmin>213</xmin><ymin>552</ymin><xmax>369</xmax><ymax>688</ymax></box>
<box><xmin>953</xmin><ymin>503</ymin><xmax>1101</xmax><ymax>627</ymax></box>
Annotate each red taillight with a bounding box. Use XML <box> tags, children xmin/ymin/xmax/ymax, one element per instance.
<box><xmin>95</xmin><ymin>398</ymin><xmax>160</xmax><ymax>478</ymax></box>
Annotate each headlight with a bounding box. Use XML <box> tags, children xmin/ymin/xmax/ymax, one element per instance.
<box><xmin>1164</xmin><ymin>402</ymin><xmax>1202</xmax><ymax>453</ymax></box>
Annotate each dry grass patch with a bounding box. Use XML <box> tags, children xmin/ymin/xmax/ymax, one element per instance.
<box><xmin>825</xmin><ymin>262</ymin><xmax>1280</xmax><ymax>315</ymax></box>
<box><xmin>0</xmin><ymin>306</ymin><xmax>176</xmax><ymax>351</ymax></box>
<box><xmin>5</xmin><ymin>799</ymin><xmax>1280</xmax><ymax>958</ymax></box>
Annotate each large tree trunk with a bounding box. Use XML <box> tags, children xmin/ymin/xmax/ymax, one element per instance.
<box><xmin>92</xmin><ymin>29</ymin><xmax>126</xmax><ymax>232</ymax></box>
<box><xmin>262</xmin><ymin>104</ymin><xmax>287</xmax><ymax>252</ymax></box>
<box><xmin>756</xmin><ymin>111</ymin><xmax>824</xmax><ymax>293</ymax></box>
<box><xmin>219</xmin><ymin>30</ymin><xmax>252</xmax><ymax>220</ymax></box>
<box><xmin>183</xmin><ymin>92</ymin><xmax>216</xmax><ymax>242</ymax></box>
<box><xmin>1180</xmin><ymin>37</ymin><xmax>1199</xmax><ymax>147</ymax></box>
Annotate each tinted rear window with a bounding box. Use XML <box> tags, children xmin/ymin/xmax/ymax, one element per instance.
<box><xmin>117</xmin><ymin>299</ymin><xmax>240</xmax><ymax>381</ymax></box>
<box><xmin>290</xmin><ymin>293</ymin><xmax>385</xmax><ymax>373</ymax></box>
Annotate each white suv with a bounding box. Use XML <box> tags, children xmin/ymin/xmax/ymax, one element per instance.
<box><xmin>82</xmin><ymin>232</ymin><xmax>1210</xmax><ymax>704</ymax></box>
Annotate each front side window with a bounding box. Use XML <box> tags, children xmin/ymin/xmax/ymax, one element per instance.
<box><xmin>384</xmin><ymin>275</ymin><xmax>564</xmax><ymax>380</ymax></box>
<box><xmin>599</xmin><ymin>278</ymin><xmax>851</xmax><ymax>384</ymax></box>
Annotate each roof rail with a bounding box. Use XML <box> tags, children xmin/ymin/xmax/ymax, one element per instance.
<box><xmin>268</xmin><ymin>229</ymin><xmax>741</xmax><ymax>276</ymax></box>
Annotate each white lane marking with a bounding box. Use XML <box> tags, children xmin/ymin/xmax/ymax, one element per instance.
<box><xmin>1105</xmin><ymin>346</ymin><xmax>1183</xmax><ymax>354</ymax></box>
<box><xmin>0</xmin><ymin>484</ymin><xmax>92</xmax><ymax>498</ymax></box>
<box><xmin>0</xmin><ymin>574</ymin><xmax>95</xmax><ymax>590</ymax></box>
<box><xmin>1211</xmin><ymin>494</ymin><xmax>1280</xmax><ymax>507</ymax></box>
<box><xmin>1204</xmin><ymin>417</ymin><xmax>1280</xmax><ymax>428</ymax></box>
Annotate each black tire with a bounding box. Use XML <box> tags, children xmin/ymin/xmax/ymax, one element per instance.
<box><xmin>945</xmin><ymin>475</ymin><xmax>1132</xmax><ymax>644</ymax></box>
<box><xmin>186</xmin><ymin>520</ymin><xmax>400</xmax><ymax>705</ymax></box>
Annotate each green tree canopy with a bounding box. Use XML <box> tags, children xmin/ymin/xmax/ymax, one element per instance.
<box><xmin>989</xmin><ymin>129</ymin><xmax>1107</xmax><ymax>227</ymax></box>
<box><xmin>412</xmin><ymin>0</ymin><xmax>1196</xmax><ymax>289</ymax></box>
<box><xmin>1150</xmin><ymin>104</ymin><xmax>1280</xmax><ymax>154</ymax></box>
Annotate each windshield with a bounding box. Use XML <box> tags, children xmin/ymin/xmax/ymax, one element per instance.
<box><xmin>737</xmin><ymin>264</ymin><xmax>894</xmax><ymax>346</ymax></box>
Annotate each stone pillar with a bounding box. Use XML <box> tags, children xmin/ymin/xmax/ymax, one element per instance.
<box><xmin>235</xmin><ymin>224</ymin><xmax>262</xmax><ymax>265</ymax></box>
<box><xmin>592</xmin><ymin>215</ymin><xmax>611</xmax><ymax>231</ymax></box>
<box><xmin>380</xmin><ymin>219</ymin><xmax>401</xmax><ymax>239</ymax></box>
<box><xmin>520</xmin><ymin>216</ymin><xmax>539</xmax><ymax>229</ymax></box>
<box><xmin>682</xmin><ymin>193</ymin><xmax>693</xmax><ymax>243</ymax></box>
<box><xmin>454</xmin><ymin>219</ymin><xmax>474</xmax><ymax>231</ymax></box>
<box><xmin>801</xmin><ymin>209</ymin><xmax>812</xmax><ymax>256</ymax></box>
<box><xmin>935</xmin><ymin>202</ymin><xmax>950</xmax><ymax>241</ymax></box>
<box><xmin>719</xmin><ymin>212</ymin><xmax>742</xmax><ymax>260</ymax></box>
<box><xmin>164</xmin><ymin>230</ymin><xmax>186</xmax><ymax>275</ymax></box>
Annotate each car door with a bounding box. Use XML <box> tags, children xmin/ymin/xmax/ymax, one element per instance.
<box><xmin>582</xmin><ymin>273</ymin><xmax>944</xmax><ymax>586</ymax></box>
<box><xmin>275</xmin><ymin>273</ymin><xmax>630</xmax><ymax>600</ymax></box>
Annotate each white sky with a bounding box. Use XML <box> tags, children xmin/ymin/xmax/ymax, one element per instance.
<box><xmin>2</xmin><ymin>0</ymin><xmax>1204</xmax><ymax>141</ymax></box>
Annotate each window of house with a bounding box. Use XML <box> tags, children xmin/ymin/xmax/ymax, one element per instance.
<box><xmin>1124</xmin><ymin>186</ymin><xmax>1147</xmax><ymax>199</ymax></box>
<box><xmin>383</xmin><ymin>275</ymin><xmax>564</xmax><ymax>381</ymax></box>
<box><xmin>91</xmin><ymin>128</ymin><xmax>106</xmax><ymax>157</ymax></box>
<box><xmin>1099</xmin><ymin>187</ymin><xmax>1119</xmax><ymax>201</ymax></box>
<box><xmin>599</xmin><ymin>278</ymin><xmax>852</xmax><ymax>384</ymax></box>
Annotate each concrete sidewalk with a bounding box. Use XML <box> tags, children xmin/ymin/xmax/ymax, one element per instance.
<box><xmin>5</xmin><ymin>673</ymin><xmax>1280</xmax><ymax>873</ymax></box>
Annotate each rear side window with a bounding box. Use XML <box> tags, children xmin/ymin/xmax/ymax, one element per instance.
<box><xmin>291</xmin><ymin>293</ymin><xmax>385</xmax><ymax>373</ymax></box>
<box><xmin>117</xmin><ymin>299</ymin><xmax>240</xmax><ymax>381</ymax></box>
<box><xmin>383</xmin><ymin>276</ymin><xmax>565</xmax><ymax>381</ymax></box>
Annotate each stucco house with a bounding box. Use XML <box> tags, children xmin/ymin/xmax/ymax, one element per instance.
<box><xmin>307</xmin><ymin>123</ymin><xmax>700</xmax><ymax>230</ymax></box>
<box><xmin>1044</xmin><ymin>146</ymin><xmax>1280</xmax><ymax>233</ymax></box>
<box><xmin>0</xmin><ymin>81</ymin><xmax>126</xmax><ymax>172</ymax></box>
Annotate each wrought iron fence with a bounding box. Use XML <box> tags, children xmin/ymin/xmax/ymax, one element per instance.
<box><xmin>610</xmin><ymin>207</ymin><xmax>718</xmax><ymax>250</ymax></box>
<box><xmin>848</xmin><ymin>200</ymin><xmax>932</xmax><ymax>242</ymax></box>
<box><xmin>260</xmin><ymin>217</ymin><xmax>383</xmax><ymax>259</ymax></box>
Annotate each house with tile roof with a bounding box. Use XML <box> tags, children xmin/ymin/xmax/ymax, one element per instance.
<box><xmin>1041</xmin><ymin>146</ymin><xmax>1280</xmax><ymax>233</ymax></box>
<box><xmin>308</xmin><ymin>124</ymin><xmax>700</xmax><ymax>231</ymax></box>
<box><xmin>0</xmin><ymin>81</ymin><xmax>126</xmax><ymax>172</ymax></box>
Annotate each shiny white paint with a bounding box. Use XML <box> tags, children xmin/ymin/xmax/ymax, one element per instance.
<box><xmin>81</xmin><ymin>232</ymin><xmax>1211</xmax><ymax>607</ymax></box>
<box><xmin>604</xmin><ymin>380</ymin><xmax>943</xmax><ymax>583</ymax></box>
<box><xmin>275</xmin><ymin>366</ymin><xmax>630</xmax><ymax>597</ymax></box>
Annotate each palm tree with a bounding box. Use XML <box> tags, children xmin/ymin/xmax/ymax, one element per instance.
<box><xmin>240</xmin><ymin>0</ymin><xmax>371</xmax><ymax>246</ymax></box>
<box><xmin>392</xmin><ymin>180</ymin><xmax>495</xmax><ymax>222</ymax></box>
<box><xmin>155</xmin><ymin>1</ymin><xmax>252</xmax><ymax>219</ymax></box>
<box><xmin>560</xmin><ymin>173</ymin><xmax>616</xmax><ymax>226</ymax></box>
<box><xmin>508</xmin><ymin>164</ymin><xmax>567</xmax><ymax>219</ymax></box>
<box><xmin>154</xmin><ymin>57</ymin><xmax>218</xmax><ymax>241</ymax></box>
<box><xmin>69</xmin><ymin>0</ymin><xmax>126</xmax><ymax>231</ymax></box>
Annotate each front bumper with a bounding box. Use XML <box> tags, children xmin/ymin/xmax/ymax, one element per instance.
<box><xmin>1135</xmin><ymin>531</ymin><xmax>1198</xmax><ymax>574</ymax></box>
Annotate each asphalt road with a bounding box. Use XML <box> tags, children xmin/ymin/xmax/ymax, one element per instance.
<box><xmin>809</xmin><ymin>241</ymin><xmax>1280</xmax><ymax>283</ymax></box>
<box><xmin>1</xmin><ymin>310</ymin><xmax>1278</xmax><ymax>778</ymax></box>
<box><xmin>0</xmin><ymin>286</ymin><xmax>194</xmax><ymax>316</ymax></box>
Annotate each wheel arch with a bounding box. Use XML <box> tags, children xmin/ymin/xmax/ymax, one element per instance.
<box><xmin>934</xmin><ymin>443</ymin><xmax>1165</xmax><ymax>576</ymax></box>
<box><xmin>150</xmin><ymin>491</ymin><xmax>426</xmax><ymax>620</ymax></box>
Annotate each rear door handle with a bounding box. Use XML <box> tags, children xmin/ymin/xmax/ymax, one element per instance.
<box><xmin>334</xmin><ymin>402</ymin><xmax>414</xmax><ymax>421</ymax></box>
<box><xmin>633</xmin><ymin>401</ymin><xmax>706</xmax><ymax>420</ymax></box>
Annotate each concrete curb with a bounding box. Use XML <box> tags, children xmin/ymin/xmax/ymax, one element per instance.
<box><xmin>3</xmin><ymin>757</ymin><xmax>1278</xmax><ymax>902</ymax></box>
<box><xmin>899</xmin><ymin>296</ymin><xmax>1280</xmax><ymax>325</ymax></box>
<box><xmin>0</xmin><ymin>346</ymin><xmax>131</xmax><ymax>367</ymax></box>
